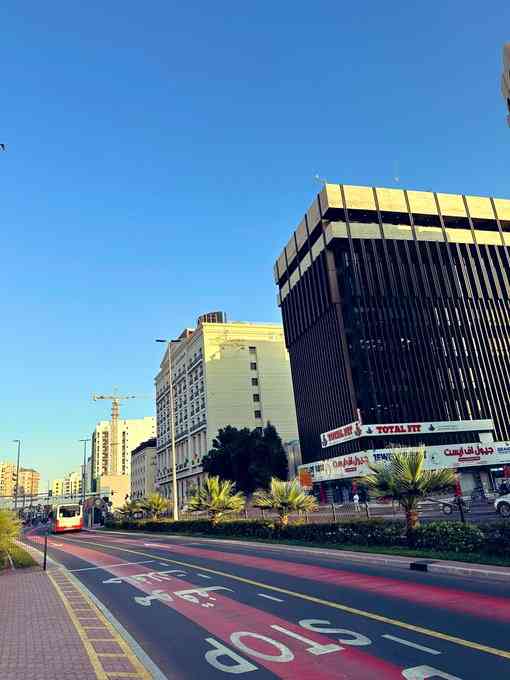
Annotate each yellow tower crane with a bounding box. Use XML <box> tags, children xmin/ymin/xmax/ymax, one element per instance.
<box><xmin>92</xmin><ymin>392</ymin><xmax>139</xmax><ymax>475</ymax></box>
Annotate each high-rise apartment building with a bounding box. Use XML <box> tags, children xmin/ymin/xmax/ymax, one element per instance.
<box><xmin>0</xmin><ymin>461</ymin><xmax>16</xmax><ymax>498</ymax></box>
<box><xmin>155</xmin><ymin>312</ymin><xmax>299</xmax><ymax>503</ymax></box>
<box><xmin>52</xmin><ymin>471</ymin><xmax>82</xmax><ymax>497</ymax></box>
<box><xmin>90</xmin><ymin>416</ymin><xmax>156</xmax><ymax>485</ymax></box>
<box><xmin>18</xmin><ymin>468</ymin><xmax>40</xmax><ymax>498</ymax></box>
<box><xmin>275</xmin><ymin>183</ymin><xmax>510</xmax><ymax>498</ymax></box>
<box><xmin>130</xmin><ymin>438</ymin><xmax>157</xmax><ymax>500</ymax></box>
<box><xmin>0</xmin><ymin>463</ymin><xmax>40</xmax><ymax>499</ymax></box>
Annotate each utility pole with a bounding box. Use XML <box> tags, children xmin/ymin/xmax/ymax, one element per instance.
<box><xmin>12</xmin><ymin>440</ymin><xmax>21</xmax><ymax>512</ymax></box>
<box><xmin>79</xmin><ymin>438</ymin><xmax>91</xmax><ymax>505</ymax></box>
<box><xmin>92</xmin><ymin>392</ymin><xmax>138</xmax><ymax>475</ymax></box>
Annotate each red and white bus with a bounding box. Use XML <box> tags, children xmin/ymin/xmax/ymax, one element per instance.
<box><xmin>49</xmin><ymin>503</ymin><xmax>83</xmax><ymax>533</ymax></box>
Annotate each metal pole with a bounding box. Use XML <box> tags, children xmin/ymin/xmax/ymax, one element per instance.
<box><xmin>79</xmin><ymin>439</ymin><xmax>91</xmax><ymax>506</ymax></box>
<box><xmin>168</xmin><ymin>342</ymin><xmax>179</xmax><ymax>521</ymax></box>
<box><xmin>43</xmin><ymin>530</ymin><xmax>48</xmax><ymax>571</ymax></box>
<box><xmin>13</xmin><ymin>440</ymin><xmax>21</xmax><ymax>512</ymax></box>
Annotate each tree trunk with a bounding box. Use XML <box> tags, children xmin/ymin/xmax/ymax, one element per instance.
<box><xmin>279</xmin><ymin>513</ymin><xmax>289</xmax><ymax>526</ymax></box>
<box><xmin>405</xmin><ymin>509</ymin><xmax>419</xmax><ymax>532</ymax></box>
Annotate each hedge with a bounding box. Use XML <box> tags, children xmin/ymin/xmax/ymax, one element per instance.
<box><xmin>105</xmin><ymin>517</ymin><xmax>510</xmax><ymax>557</ymax></box>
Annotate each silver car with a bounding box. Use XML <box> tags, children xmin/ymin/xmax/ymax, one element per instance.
<box><xmin>495</xmin><ymin>492</ymin><xmax>510</xmax><ymax>517</ymax></box>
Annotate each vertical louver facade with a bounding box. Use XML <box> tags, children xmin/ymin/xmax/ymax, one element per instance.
<box><xmin>275</xmin><ymin>184</ymin><xmax>510</xmax><ymax>464</ymax></box>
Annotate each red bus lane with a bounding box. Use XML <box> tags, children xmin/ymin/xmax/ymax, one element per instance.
<box><xmin>116</xmin><ymin>540</ymin><xmax>510</xmax><ymax>624</ymax></box>
<box><xmin>39</xmin><ymin>537</ymin><xmax>437</xmax><ymax>679</ymax></box>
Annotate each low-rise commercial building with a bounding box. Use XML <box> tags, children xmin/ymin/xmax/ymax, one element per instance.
<box><xmin>155</xmin><ymin>312</ymin><xmax>299</xmax><ymax>504</ymax></box>
<box><xmin>130</xmin><ymin>438</ymin><xmax>157</xmax><ymax>500</ymax></box>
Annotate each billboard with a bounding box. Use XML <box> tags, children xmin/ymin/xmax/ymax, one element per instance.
<box><xmin>320</xmin><ymin>418</ymin><xmax>494</xmax><ymax>449</ymax></box>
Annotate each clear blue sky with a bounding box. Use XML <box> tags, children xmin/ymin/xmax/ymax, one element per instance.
<box><xmin>1</xmin><ymin>2</ymin><xmax>508</xmax><ymax>486</ymax></box>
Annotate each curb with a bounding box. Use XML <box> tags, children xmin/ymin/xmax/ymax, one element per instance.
<box><xmin>92</xmin><ymin>528</ymin><xmax>510</xmax><ymax>582</ymax></box>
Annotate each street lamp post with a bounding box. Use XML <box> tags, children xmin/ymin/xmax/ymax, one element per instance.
<box><xmin>12</xmin><ymin>440</ymin><xmax>21</xmax><ymax>512</ymax></box>
<box><xmin>79</xmin><ymin>438</ymin><xmax>91</xmax><ymax>506</ymax></box>
<box><xmin>156</xmin><ymin>338</ymin><xmax>178</xmax><ymax>521</ymax></box>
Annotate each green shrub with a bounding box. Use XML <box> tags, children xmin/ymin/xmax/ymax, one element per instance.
<box><xmin>410</xmin><ymin>521</ymin><xmax>485</xmax><ymax>553</ymax></box>
<box><xmin>106</xmin><ymin>516</ymin><xmax>497</xmax><ymax>556</ymax></box>
<box><xmin>480</xmin><ymin>521</ymin><xmax>510</xmax><ymax>556</ymax></box>
<box><xmin>0</xmin><ymin>509</ymin><xmax>20</xmax><ymax>549</ymax></box>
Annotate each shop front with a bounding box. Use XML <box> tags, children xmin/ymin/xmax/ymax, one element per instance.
<box><xmin>298</xmin><ymin>441</ymin><xmax>510</xmax><ymax>501</ymax></box>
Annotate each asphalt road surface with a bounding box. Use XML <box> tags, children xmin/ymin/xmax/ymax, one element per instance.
<box><xmin>25</xmin><ymin>528</ymin><xmax>510</xmax><ymax>679</ymax></box>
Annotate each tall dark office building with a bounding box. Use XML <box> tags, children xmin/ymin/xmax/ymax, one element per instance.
<box><xmin>275</xmin><ymin>184</ymin><xmax>510</xmax><ymax>465</ymax></box>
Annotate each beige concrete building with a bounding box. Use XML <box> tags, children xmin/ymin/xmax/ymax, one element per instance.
<box><xmin>0</xmin><ymin>463</ymin><xmax>40</xmax><ymax>500</ymax></box>
<box><xmin>0</xmin><ymin>461</ymin><xmax>16</xmax><ymax>498</ymax></box>
<box><xmin>155</xmin><ymin>312</ymin><xmax>299</xmax><ymax>504</ymax></box>
<box><xmin>91</xmin><ymin>416</ymin><xmax>156</xmax><ymax>485</ymax></box>
<box><xmin>51</xmin><ymin>471</ymin><xmax>82</xmax><ymax>498</ymax></box>
<box><xmin>96</xmin><ymin>474</ymin><xmax>131</xmax><ymax>511</ymax></box>
<box><xmin>130</xmin><ymin>438</ymin><xmax>157</xmax><ymax>500</ymax></box>
<box><xmin>18</xmin><ymin>468</ymin><xmax>40</xmax><ymax>498</ymax></box>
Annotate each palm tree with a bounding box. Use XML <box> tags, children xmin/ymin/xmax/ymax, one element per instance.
<box><xmin>362</xmin><ymin>447</ymin><xmax>455</xmax><ymax>533</ymax></box>
<box><xmin>140</xmin><ymin>493</ymin><xmax>171</xmax><ymax>519</ymax></box>
<box><xmin>253</xmin><ymin>478</ymin><xmax>318</xmax><ymax>526</ymax></box>
<box><xmin>118</xmin><ymin>500</ymin><xmax>142</xmax><ymax>520</ymax></box>
<box><xmin>188</xmin><ymin>476</ymin><xmax>245</xmax><ymax>525</ymax></box>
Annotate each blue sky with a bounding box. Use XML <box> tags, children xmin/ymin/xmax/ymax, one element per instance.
<box><xmin>1</xmin><ymin>2</ymin><xmax>508</xmax><ymax>486</ymax></box>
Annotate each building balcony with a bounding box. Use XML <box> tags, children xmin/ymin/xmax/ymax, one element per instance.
<box><xmin>188</xmin><ymin>354</ymin><xmax>203</xmax><ymax>371</ymax></box>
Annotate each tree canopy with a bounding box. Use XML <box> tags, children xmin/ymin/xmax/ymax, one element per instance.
<box><xmin>202</xmin><ymin>423</ymin><xmax>288</xmax><ymax>494</ymax></box>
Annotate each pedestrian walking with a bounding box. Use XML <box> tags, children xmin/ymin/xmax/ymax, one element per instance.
<box><xmin>353</xmin><ymin>493</ymin><xmax>360</xmax><ymax>512</ymax></box>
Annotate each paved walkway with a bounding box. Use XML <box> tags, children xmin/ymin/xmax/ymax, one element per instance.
<box><xmin>0</xmin><ymin>567</ymin><xmax>98</xmax><ymax>680</ymax></box>
<box><xmin>0</xmin><ymin>549</ymin><xmax>151</xmax><ymax>680</ymax></box>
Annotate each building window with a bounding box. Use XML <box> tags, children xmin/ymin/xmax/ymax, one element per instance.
<box><xmin>253</xmin><ymin>394</ymin><xmax>260</xmax><ymax>402</ymax></box>
<box><xmin>250</xmin><ymin>362</ymin><xmax>257</xmax><ymax>370</ymax></box>
<box><xmin>251</xmin><ymin>378</ymin><xmax>258</xmax><ymax>386</ymax></box>
<box><xmin>254</xmin><ymin>410</ymin><xmax>262</xmax><ymax>419</ymax></box>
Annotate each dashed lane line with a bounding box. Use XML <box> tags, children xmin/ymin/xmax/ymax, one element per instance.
<box><xmin>66</xmin><ymin>537</ymin><xmax>510</xmax><ymax>662</ymax></box>
<box><xmin>258</xmin><ymin>593</ymin><xmax>284</xmax><ymax>602</ymax></box>
<box><xmin>382</xmin><ymin>634</ymin><xmax>441</xmax><ymax>655</ymax></box>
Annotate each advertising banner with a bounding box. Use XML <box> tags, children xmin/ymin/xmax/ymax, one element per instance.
<box><xmin>320</xmin><ymin>418</ymin><xmax>494</xmax><ymax>449</ymax></box>
<box><xmin>300</xmin><ymin>440</ymin><xmax>510</xmax><ymax>484</ymax></box>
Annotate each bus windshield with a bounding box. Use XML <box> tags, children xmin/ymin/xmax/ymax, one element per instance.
<box><xmin>59</xmin><ymin>506</ymin><xmax>81</xmax><ymax>518</ymax></box>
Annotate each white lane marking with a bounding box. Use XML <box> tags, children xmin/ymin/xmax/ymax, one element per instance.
<box><xmin>382</xmin><ymin>634</ymin><xmax>441</xmax><ymax>655</ymax></box>
<box><xmin>68</xmin><ymin>560</ymin><xmax>155</xmax><ymax>573</ymax></box>
<box><xmin>197</xmin><ymin>573</ymin><xmax>212</xmax><ymax>579</ymax></box>
<box><xmin>258</xmin><ymin>593</ymin><xmax>284</xmax><ymax>602</ymax></box>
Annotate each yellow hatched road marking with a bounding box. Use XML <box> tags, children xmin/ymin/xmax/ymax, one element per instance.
<box><xmin>72</xmin><ymin>537</ymin><xmax>510</xmax><ymax>662</ymax></box>
<box><xmin>48</xmin><ymin>573</ymin><xmax>152</xmax><ymax>679</ymax></box>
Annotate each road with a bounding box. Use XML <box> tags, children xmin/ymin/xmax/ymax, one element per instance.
<box><xmin>25</xmin><ymin>527</ymin><xmax>510</xmax><ymax>679</ymax></box>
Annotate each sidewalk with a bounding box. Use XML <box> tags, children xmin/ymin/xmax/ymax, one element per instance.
<box><xmin>0</xmin><ymin>543</ymin><xmax>152</xmax><ymax>680</ymax></box>
<box><xmin>0</xmin><ymin>567</ymin><xmax>98</xmax><ymax>680</ymax></box>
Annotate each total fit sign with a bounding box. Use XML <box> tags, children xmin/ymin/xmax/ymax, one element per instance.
<box><xmin>320</xmin><ymin>418</ymin><xmax>493</xmax><ymax>449</ymax></box>
<box><xmin>300</xmin><ymin>441</ymin><xmax>510</xmax><ymax>484</ymax></box>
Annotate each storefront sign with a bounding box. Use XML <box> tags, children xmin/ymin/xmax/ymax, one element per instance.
<box><xmin>320</xmin><ymin>421</ymin><xmax>363</xmax><ymax>448</ymax></box>
<box><xmin>300</xmin><ymin>440</ymin><xmax>510</xmax><ymax>484</ymax></box>
<box><xmin>320</xmin><ymin>418</ymin><xmax>493</xmax><ymax>449</ymax></box>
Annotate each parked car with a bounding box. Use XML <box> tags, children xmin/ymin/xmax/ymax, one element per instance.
<box><xmin>495</xmin><ymin>493</ymin><xmax>510</xmax><ymax>517</ymax></box>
